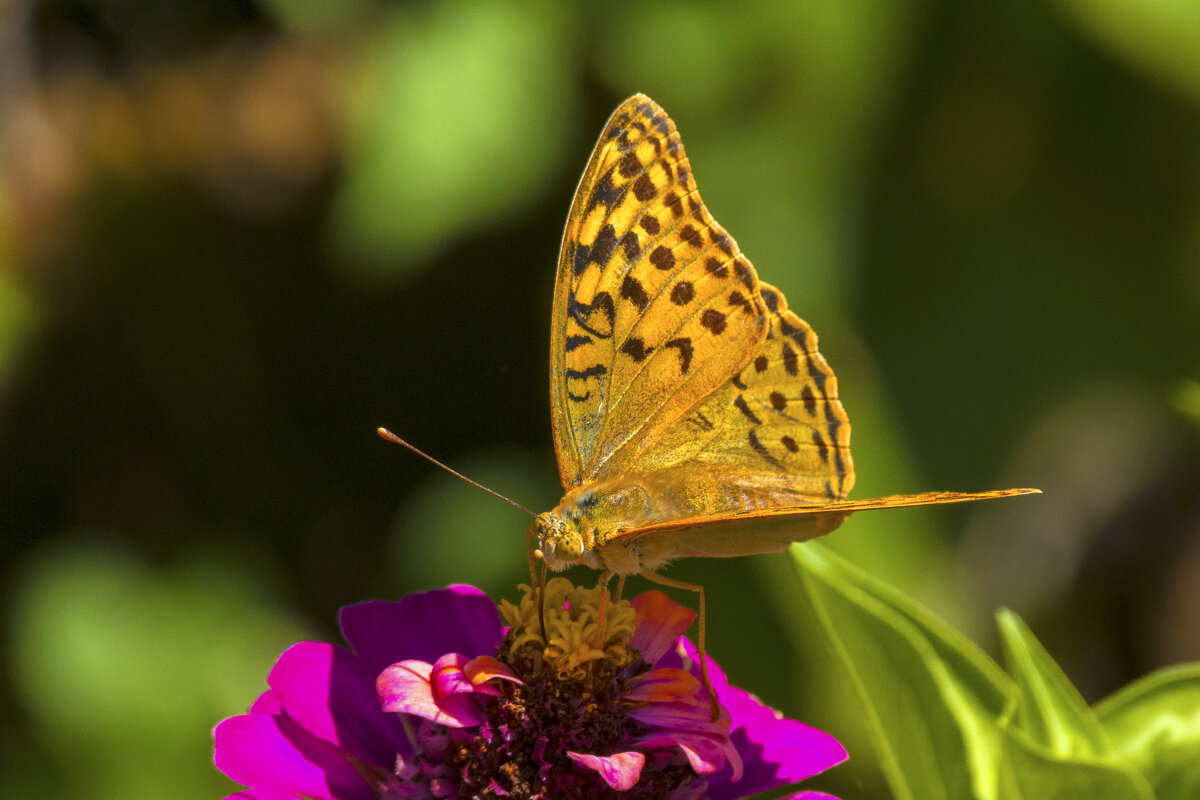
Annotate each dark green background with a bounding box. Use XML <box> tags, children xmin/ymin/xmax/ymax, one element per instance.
<box><xmin>2</xmin><ymin>2</ymin><xmax>1198</xmax><ymax>798</ymax></box>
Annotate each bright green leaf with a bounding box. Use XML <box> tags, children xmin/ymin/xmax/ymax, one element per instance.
<box><xmin>997</xmin><ymin>725</ymin><xmax>1153</xmax><ymax>800</ymax></box>
<box><xmin>791</xmin><ymin>542</ymin><xmax>1014</xmax><ymax>800</ymax></box>
<box><xmin>997</xmin><ymin>608</ymin><xmax>1112</xmax><ymax>758</ymax></box>
<box><xmin>1096</xmin><ymin>664</ymin><xmax>1200</xmax><ymax>800</ymax></box>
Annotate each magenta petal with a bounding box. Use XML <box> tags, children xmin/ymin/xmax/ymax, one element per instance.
<box><xmin>630</xmin><ymin>591</ymin><xmax>696</xmax><ymax>664</ymax></box>
<box><xmin>214</xmin><ymin>713</ymin><xmax>372</xmax><ymax>800</ymax></box>
<box><xmin>249</xmin><ymin>690</ymin><xmax>283</xmax><ymax>715</ymax></box>
<box><xmin>378</xmin><ymin>659</ymin><xmax>485</xmax><ymax>728</ymax></box>
<box><xmin>268</xmin><ymin>642</ymin><xmax>408</xmax><ymax>768</ymax></box>
<box><xmin>567</xmin><ymin>750</ymin><xmax>645</xmax><ymax>790</ymax></box>
<box><xmin>224</xmin><ymin>790</ymin><xmax>303</xmax><ymax>800</ymax></box>
<box><xmin>339</xmin><ymin>587</ymin><xmax>502</xmax><ymax>676</ymax></box>
<box><xmin>781</xmin><ymin>793</ymin><xmax>842</xmax><ymax>800</ymax></box>
<box><xmin>708</xmin><ymin>683</ymin><xmax>847</xmax><ymax>800</ymax></box>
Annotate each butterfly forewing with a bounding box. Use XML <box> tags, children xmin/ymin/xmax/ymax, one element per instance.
<box><xmin>551</xmin><ymin>96</ymin><xmax>850</xmax><ymax>512</ymax></box>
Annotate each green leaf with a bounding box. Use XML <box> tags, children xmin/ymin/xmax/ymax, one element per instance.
<box><xmin>997</xmin><ymin>725</ymin><xmax>1153</xmax><ymax>800</ymax></box>
<box><xmin>996</xmin><ymin>608</ymin><xmax>1112</xmax><ymax>758</ymax></box>
<box><xmin>791</xmin><ymin>542</ymin><xmax>1014</xmax><ymax>800</ymax></box>
<box><xmin>1096</xmin><ymin>664</ymin><xmax>1200</xmax><ymax>800</ymax></box>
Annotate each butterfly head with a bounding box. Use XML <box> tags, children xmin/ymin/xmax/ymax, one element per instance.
<box><xmin>532</xmin><ymin>509</ymin><xmax>597</xmax><ymax>571</ymax></box>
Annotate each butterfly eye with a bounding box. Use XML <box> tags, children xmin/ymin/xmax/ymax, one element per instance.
<box><xmin>554</xmin><ymin>534</ymin><xmax>583</xmax><ymax>561</ymax></box>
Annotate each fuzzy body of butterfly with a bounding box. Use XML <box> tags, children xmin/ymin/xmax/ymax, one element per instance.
<box><xmin>528</xmin><ymin>94</ymin><xmax>1035</xmax><ymax>581</ymax></box>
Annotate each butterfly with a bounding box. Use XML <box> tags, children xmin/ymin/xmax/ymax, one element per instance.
<box><xmin>528</xmin><ymin>95</ymin><xmax>1036</xmax><ymax>659</ymax></box>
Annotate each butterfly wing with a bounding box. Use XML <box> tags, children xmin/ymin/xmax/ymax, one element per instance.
<box><xmin>550</xmin><ymin>95</ymin><xmax>849</xmax><ymax>508</ymax></box>
<box><xmin>603</xmin><ymin>487</ymin><xmax>1040</xmax><ymax>565</ymax></box>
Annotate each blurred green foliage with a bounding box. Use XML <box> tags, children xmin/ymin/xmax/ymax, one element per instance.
<box><xmin>1</xmin><ymin>1</ymin><xmax>1198</xmax><ymax>798</ymax></box>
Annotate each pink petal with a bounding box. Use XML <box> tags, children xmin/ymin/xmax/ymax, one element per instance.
<box><xmin>782</xmin><ymin>793</ymin><xmax>843</xmax><ymax>800</ymax></box>
<box><xmin>623</xmin><ymin>667</ymin><xmax>702</xmax><ymax>704</ymax></box>
<box><xmin>630</xmin><ymin>591</ymin><xmax>696</xmax><ymax>664</ymax></box>
<box><xmin>213</xmin><ymin>713</ymin><xmax>371</xmax><ymax>800</ymax></box>
<box><xmin>463</xmin><ymin>655</ymin><xmax>524</xmax><ymax>687</ymax></box>
<box><xmin>636</xmin><ymin>730</ymin><xmax>743</xmax><ymax>780</ymax></box>
<box><xmin>431</xmin><ymin>653</ymin><xmax>474</xmax><ymax>696</ymax></box>
<box><xmin>377</xmin><ymin>659</ymin><xmax>484</xmax><ymax>728</ymax></box>
<box><xmin>567</xmin><ymin>750</ymin><xmax>646</xmax><ymax>790</ymax></box>
<box><xmin>339</xmin><ymin>587</ymin><xmax>502</xmax><ymax>677</ymax></box>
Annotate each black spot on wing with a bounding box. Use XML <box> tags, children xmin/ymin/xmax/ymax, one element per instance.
<box><xmin>749</xmin><ymin>430</ymin><xmax>784</xmax><ymax>469</ymax></box>
<box><xmin>670</xmin><ymin>281</ymin><xmax>695</xmax><ymax>305</ymax></box>
<box><xmin>621</xmin><ymin>232</ymin><xmax>641</xmax><ymax>261</ymax></box>
<box><xmin>664</xmin><ymin>337</ymin><xmax>693</xmax><ymax>374</ymax></box>
<box><xmin>779</xmin><ymin>317</ymin><xmax>808</xmax><ymax>350</ymax></box>
<box><xmin>621</xmin><ymin>337</ymin><xmax>653</xmax><ymax>362</ymax></box>
<box><xmin>591</xmin><ymin>225</ymin><xmax>618</xmax><ymax>266</ymax></box>
<box><xmin>712</xmin><ymin>230</ymin><xmax>734</xmax><ymax>256</ymax></box>
<box><xmin>564</xmin><ymin>335</ymin><xmax>591</xmax><ymax>353</ymax></box>
<box><xmin>572</xmin><ymin>243</ymin><xmax>590</xmax><ymax>276</ymax></box>
<box><xmin>618</xmin><ymin>152</ymin><xmax>641</xmax><ymax>178</ymax></box>
<box><xmin>567</xmin><ymin>364</ymin><xmax>607</xmax><ymax>381</ymax></box>
<box><xmin>633</xmin><ymin>174</ymin><xmax>656</xmax><ymax>202</ymax></box>
<box><xmin>588</xmin><ymin>172</ymin><xmax>620</xmax><ymax>210</ymax></box>
<box><xmin>801</xmin><ymin>385</ymin><xmax>817</xmax><ymax>416</ymax></box>
<box><xmin>733</xmin><ymin>258</ymin><xmax>755</xmax><ymax>290</ymax></box>
<box><xmin>734</xmin><ymin>395</ymin><xmax>761</xmax><ymax>425</ymax></box>
<box><xmin>621</xmin><ymin>275</ymin><xmax>649</xmax><ymax>310</ymax></box>
<box><xmin>782</xmin><ymin>342</ymin><xmax>799</xmax><ymax>376</ymax></box>
<box><xmin>664</xmin><ymin>191</ymin><xmax>684</xmax><ymax>217</ymax></box>
<box><xmin>569</xmin><ymin>290</ymin><xmax>615</xmax><ymax>338</ymax></box>
<box><xmin>701</xmin><ymin>309</ymin><xmax>726</xmax><ymax>335</ymax></box>
<box><xmin>808</xmin><ymin>358</ymin><xmax>828</xmax><ymax>394</ymax></box>
<box><xmin>649</xmin><ymin>246</ymin><xmax>675</xmax><ymax>270</ymax></box>
<box><xmin>811</xmin><ymin>430</ymin><xmax>829</xmax><ymax>464</ymax></box>
<box><xmin>565</xmin><ymin>363</ymin><xmax>607</xmax><ymax>404</ymax></box>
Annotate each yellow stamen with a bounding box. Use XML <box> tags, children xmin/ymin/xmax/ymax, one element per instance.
<box><xmin>499</xmin><ymin>578</ymin><xmax>637</xmax><ymax>681</ymax></box>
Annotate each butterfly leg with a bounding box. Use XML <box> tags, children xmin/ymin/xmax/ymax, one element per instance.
<box><xmin>615</xmin><ymin>574</ymin><xmax>627</xmax><ymax>602</ymax></box>
<box><xmin>526</xmin><ymin>525</ymin><xmax>548</xmax><ymax>641</ymax></box>
<box><xmin>637</xmin><ymin>570</ymin><xmax>719</xmax><ymax>721</ymax></box>
<box><xmin>594</xmin><ymin>570</ymin><xmax>613</xmax><ymax>646</ymax></box>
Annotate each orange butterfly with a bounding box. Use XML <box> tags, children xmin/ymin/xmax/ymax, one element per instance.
<box><xmin>380</xmin><ymin>94</ymin><xmax>1035</xmax><ymax>712</ymax></box>
<box><xmin>524</xmin><ymin>96</ymin><xmax>1036</xmax><ymax>704</ymax></box>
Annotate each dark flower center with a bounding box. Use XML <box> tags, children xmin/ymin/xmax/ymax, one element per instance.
<box><xmin>435</xmin><ymin>664</ymin><xmax>694</xmax><ymax>799</ymax></box>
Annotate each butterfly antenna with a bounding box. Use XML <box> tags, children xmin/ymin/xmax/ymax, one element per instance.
<box><xmin>376</xmin><ymin>427</ymin><xmax>538</xmax><ymax>518</ymax></box>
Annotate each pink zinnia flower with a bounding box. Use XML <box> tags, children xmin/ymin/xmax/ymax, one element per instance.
<box><xmin>214</xmin><ymin>580</ymin><xmax>845</xmax><ymax>799</ymax></box>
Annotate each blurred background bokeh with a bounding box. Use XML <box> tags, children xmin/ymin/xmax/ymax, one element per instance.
<box><xmin>2</xmin><ymin>1</ymin><xmax>1198</xmax><ymax>798</ymax></box>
